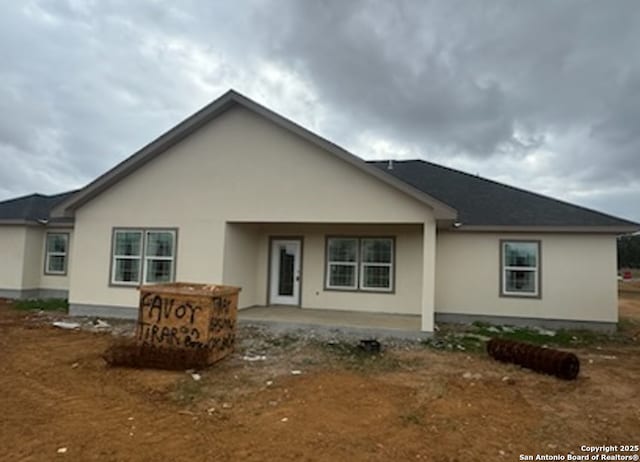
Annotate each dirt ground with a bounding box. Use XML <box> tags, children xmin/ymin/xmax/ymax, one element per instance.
<box><xmin>1</xmin><ymin>297</ymin><xmax>639</xmax><ymax>462</ymax></box>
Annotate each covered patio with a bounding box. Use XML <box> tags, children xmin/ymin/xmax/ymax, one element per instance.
<box><xmin>238</xmin><ymin>305</ymin><xmax>427</xmax><ymax>339</ymax></box>
<box><xmin>223</xmin><ymin>221</ymin><xmax>437</xmax><ymax>333</ymax></box>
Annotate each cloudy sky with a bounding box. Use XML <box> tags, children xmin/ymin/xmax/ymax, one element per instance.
<box><xmin>1</xmin><ymin>0</ymin><xmax>639</xmax><ymax>221</ymax></box>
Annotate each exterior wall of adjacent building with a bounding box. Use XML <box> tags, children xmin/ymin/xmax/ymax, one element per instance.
<box><xmin>0</xmin><ymin>225</ymin><xmax>27</xmax><ymax>295</ymax></box>
<box><xmin>435</xmin><ymin>231</ymin><xmax>618</xmax><ymax>329</ymax></box>
<box><xmin>0</xmin><ymin>225</ymin><xmax>72</xmax><ymax>298</ymax></box>
<box><xmin>21</xmin><ymin>227</ymin><xmax>43</xmax><ymax>291</ymax></box>
<box><xmin>67</xmin><ymin>105</ymin><xmax>435</xmax><ymax>321</ymax></box>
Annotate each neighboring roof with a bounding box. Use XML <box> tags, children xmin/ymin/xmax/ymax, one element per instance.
<box><xmin>369</xmin><ymin>160</ymin><xmax>639</xmax><ymax>231</ymax></box>
<box><xmin>51</xmin><ymin>90</ymin><xmax>456</xmax><ymax>220</ymax></box>
<box><xmin>0</xmin><ymin>191</ymin><xmax>77</xmax><ymax>223</ymax></box>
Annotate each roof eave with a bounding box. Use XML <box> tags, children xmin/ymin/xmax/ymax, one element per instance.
<box><xmin>0</xmin><ymin>219</ymin><xmax>36</xmax><ymax>226</ymax></box>
<box><xmin>448</xmin><ymin>224</ymin><xmax>640</xmax><ymax>234</ymax></box>
<box><xmin>0</xmin><ymin>218</ymin><xmax>75</xmax><ymax>227</ymax></box>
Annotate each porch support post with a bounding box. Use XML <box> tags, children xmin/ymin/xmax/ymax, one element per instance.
<box><xmin>421</xmin><ymin>217</ymin><xmax>436</xmax><ymax>332</ymax></box>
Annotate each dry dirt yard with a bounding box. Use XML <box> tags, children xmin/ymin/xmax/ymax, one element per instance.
<box><xmin>0</xmin><ymin>297</ymin><xmax>639</xmax><ymax>462</ymax></box>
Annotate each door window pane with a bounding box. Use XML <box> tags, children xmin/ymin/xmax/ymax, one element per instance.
<box><xmin>278</xmin><ymin>246</ymin><xmax>295</xmax><ymax>296</ymax></box>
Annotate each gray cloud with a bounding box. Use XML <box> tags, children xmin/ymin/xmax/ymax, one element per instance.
<box><xmin>0</xmin><ymin>0</ymin><xmax>638</xmax><ymax>221</ymax></box>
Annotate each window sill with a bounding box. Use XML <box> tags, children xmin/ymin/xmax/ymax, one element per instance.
<box><xmin>109</xmin><ymin>282</ymin><xmax>140</xmax><ymax>289</ymax></box>
<box><xmin>500</xmin><ymin>292</ymin><xmax>541</xmax><ymax>300</ymax></box>
<box><xmin>324</xmin><ymin>287</ymin><xmax>395</xmax><ymax>294</ymax></box>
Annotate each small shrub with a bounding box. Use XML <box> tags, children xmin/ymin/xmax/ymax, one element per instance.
<box><xmin>400</xmin><ymin>410</ymin><xmax>425</xmax><ymax>426</ymax></box>
<box><xmin>265</xmin><ymin>333</ymin><xmax>300</xmax><ymax>348</ymax></box>
<box><xmin>318</xmin><ymin>341</ymin><xmax>403</xmax><ymax>371</ymax></box>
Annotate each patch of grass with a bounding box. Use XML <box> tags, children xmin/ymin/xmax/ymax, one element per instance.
<box><xmin>471</xmin><ymin>324</ymin><xmax>622</xmax><ymax>347</ymax></box>
<box><xmin>13</xmin><ymin>298</ymin><xmax>68</xmax><ymax>312</ymax></box>
<box><xmin>421</xmin><ymin>319</ymin><xmax>634</xmax><ymax>354</ymax></box>
<box><xmin>171</xmin><ymin>378</ymin><xmax>204</xmax><ymax>405</ymax></box>
<box><xmin>400</xmin><ymin>410</ymin><xmax>425</xmax><ymax>426</ymax></box>
<box><xmin>420</xmin><ymin>331</ymin><xmax>487</xmax><ymax>353</ymax></box>
<box><xmin>428</xmin><ymin>321</ymin><xmax>634</xmax><ymax>352</ymax></box>
<box><xmin>265</xmin><ymin>333</ymin><xmax>300</xmax><ymax>349</ymax></box>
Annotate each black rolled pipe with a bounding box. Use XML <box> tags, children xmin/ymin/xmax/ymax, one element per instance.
<box><xmin>487</xmin><ymin>338</ymin><xmax>580</xmax><ymax>380</ymax></box>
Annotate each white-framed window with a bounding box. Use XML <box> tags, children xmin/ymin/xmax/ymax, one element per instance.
<box><xmin>501</xmin><ymin>240</ymin><xmax>540</xmax><ymax>297</ymax></box>
<box><xmin>326</xmin><ymin>238</ymin><xmax>359</xmax><ymax>290</ymax></box>
<box><xmin>144</xmin><ymin>230</ymin><xmax>175</xmax><ymax>284</ymax></box>
<box><xmin>360</xmin><ymin>238</ymin><xmax>393</xmax><ymax>291</ymax></box>
<box><xmin>326</xmin><ymin>237</ymin><xmax>394</xmax><ymax>292</ymax></box>
<box><xmin>45</xmin><ymin>232</ymin><xmax>69</xmax><ymax>275</ymax></box>
<box><xmin>111</xmin><ymin>229</ymin><xmax>176</xmax><ymax>286</ymax></box>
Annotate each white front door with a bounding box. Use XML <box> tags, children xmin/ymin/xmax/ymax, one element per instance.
<box><xmin>269</xmin><ymin>239</ymin><xmax>301</xmax><ymax>305</ymax></box>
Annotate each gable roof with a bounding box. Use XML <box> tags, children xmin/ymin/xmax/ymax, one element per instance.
<box><xmin>51</xmin><ymin>90</ymin><xmax>456</xmax><ymax>220</ymax></box>
<box><xmin>38</xmin><ymin>89</ymin><xmax>637</xmax><ymax>233</ymax></box>
<box><xmin>0</xmin><ymin>191</ymin><xmax>77</xmax><ymax>224</ymax></box>
<box><xmin>369</xmin><ymin>160</ymin><xmax>639</xmax><ymax>231</ymax></box>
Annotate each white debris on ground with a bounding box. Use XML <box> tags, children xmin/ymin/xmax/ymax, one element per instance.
<box><xmin>533</xmin><ymin>327</ymin><xmax>556</xmax><ymax>337</ymax></box>
<box><xmin>242</xmin><ymin>354</ymin><xmax>267</xmax><ymax>361</ymax></box>
<box><xmin>190</xmin><ymin>373</ymin><xmax>202</xmax><ymax>381</ymax></box>
<box><xmin>462</xmin><ymin>372</ymin><xmax>482</xmax><ymax>380</ymax></box>
<box><xmin>56</xmin><ymin>447</ymin><xmax>68</xmax><ymax>454</ymax></box>
<box><xmin>290</xmin><ymin>370</ymin><xmax>302</xmax><ymax>375</ymax></box>
<box><xmin>92</xmin><ymin>319</ymin><xmax>111</xmax><ymax>330</ymax></box>
<box><xmin>52</xmin><ymin>321</ymin><xmax>81</xmax><ymax>330</ymax></box>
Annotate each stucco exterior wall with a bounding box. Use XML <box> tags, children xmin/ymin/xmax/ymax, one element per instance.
<box><xmin>222</xmin><ymin>224</ymin><xmax>261</xmax><ymax>308</ymax></box>
<box><xmin>435</xmin><ymin>232</ymin><xmax>618</xmax><ymax>323</ymax></box>
<box><xmin>68</xmin><ymin>106</ymin><xmax>434</xmax><ymax>313</ymax></box>
<box><xmin>0</xmin><ymin>225</ymin><xmax>27</xmax><ymax>290</ymax></box>
<box><xmin>222</xmin><ymin>223</ymin><xmax>424</xmax><ymax>314</ymax></box>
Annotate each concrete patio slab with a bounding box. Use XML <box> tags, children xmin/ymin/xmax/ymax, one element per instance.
<box><xmin>238</xmin><ymin>305</ymin><xmax>429</xmax><ymax>339</ymax></box>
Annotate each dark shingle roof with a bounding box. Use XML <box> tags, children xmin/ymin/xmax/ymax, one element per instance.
<box><xmin>0</xmin><ymin>191</ymin><xmax>77</xmax><ymax>221</ymax></box>
<box><xmin>369</xmin><ymin>160</ymin><xmax>638</xmax><ymax>228</ymax></box>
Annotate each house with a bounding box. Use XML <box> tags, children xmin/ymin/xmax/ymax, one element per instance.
<box><xmin>0</xmin><ymin>90</ymin><xmax>637</xmax><ymax>333</ymax></box>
